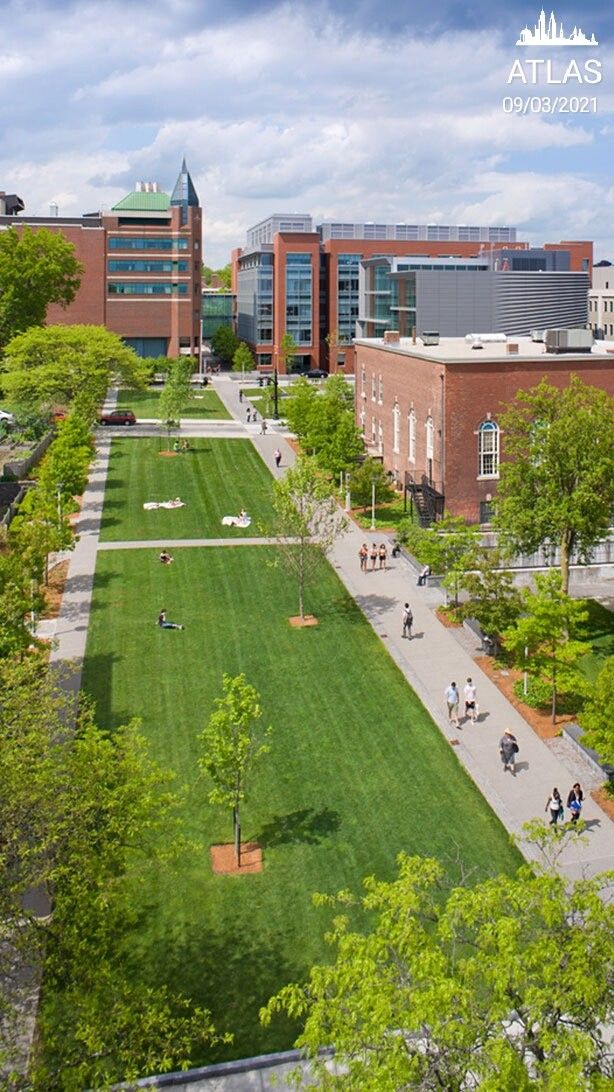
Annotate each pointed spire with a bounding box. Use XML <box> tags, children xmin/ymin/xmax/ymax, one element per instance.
<box><xmin>170</xmin><ymin>159</ymin><xmax>199</xmax><ymax>209</ymax></box>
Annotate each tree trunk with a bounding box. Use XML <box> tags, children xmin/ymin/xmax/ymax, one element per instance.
<box><xmin>551</xmin><ymin>659</ymin><xmax>557</xmax><ymax>724</ymax></box>
<box><xmin>559</xmin><ymin>531</ymin><xmax>573</xmax><ymax>594</ymax></box>
<box><xmin>298</xmin><ymin>537</ymin><xmax>305</xmax><ymax>619</ymax></box>
<box><xmin>233</xmin><ymin>805</ymin><xmax>241</xmax><ymax>867</ymax></box>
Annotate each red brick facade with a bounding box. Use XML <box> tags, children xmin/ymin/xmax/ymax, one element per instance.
<box><xmin>355</xmin><ymin>338</ymin><xmax>614</xmax><ymax>523</ymax></box>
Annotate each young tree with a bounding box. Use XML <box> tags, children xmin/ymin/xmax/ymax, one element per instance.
<box><xmin>270</xmin><ymin>455</ymin><xmax>345</xmax><ymax>620</ymax></box>
<box><xmin>262</xmin><ymin>853</ymin><xmax>614</xmax><ymax>1090</ymax></box>
<box><xmin>284</xmin><ymin>376</ymin><xmax>318</xmax><ymax>441</ymax></box>
<box><xmin>578</xmin><ymin>656</ymin><xmax>614</xmax><ymax>766</ymax></box>
<box><xmin>495</xmin><ymin>376</ymin><xmax>614</xmax><ymax>594</ymax></box>
<box><xmin>0</xmin><ymin>226</ymin><xmax>82</xmax><ymax>347</ymax></box>
<box><xmin>232</xmin><ymin>341</ymin><xmax>254</xmax><ymax>379</ymax></box>
<box><xmin>198</xmin><ymin>673</ymin><xmax>271</xmax><ymax>867</ymax></box>
<box><xmin>279</xmin><ymin>331</ymin><xmax>298</xmax><ymax>374</ymax></box>
<box><xmin>210</xmin><ymin>325</ymin><xmax>239</xmax><ymax>364</ymax></box>
<box><xmin>158</xmin><ymin>357</ymin><xmax>194</xmax><ymax>445</ymax></box>
<box><xmin>503</xmin><ymin>570</ymin><xmax>591</xmax><ymax>722</ymax></box>
<box><xmin>403</xmin><ymin>514</ymin><xmax>479</xmax><ymax>607</ymax></box>
<box><xmin>348</xmin><ymin>457</ymin><xmax>395</xmax><ymax>509</ymax></box>
<box><xmin>305</xmin><ymin>375</ymin><xmax>363</xmax><ymax>475</ymax></box>
<box><xmin>459</xmin><ymin>548</ymin><xmax>523</xmax><ymax>653</ymax></box>
<box><xmin>0</xmin><ymin>324</ymin><xmax>148</xmax><ymax>418</ymax></box>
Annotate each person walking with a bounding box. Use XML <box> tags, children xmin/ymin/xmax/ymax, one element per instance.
<box><xmin>499</xmin><ymin>730</ymin><xmax>518</xmax><ymax>774</ymax></box>
<box><xmin>417</xmin><ymin>565</ymin><xmax>431</xmax><ymax>586</ymax></box>
<box><xmin>444</xmin><ymin>682</ymin><xmax>460</xmax><ymax>727</ymax></box>
<box><xmin>567</xmin><ymin>782</ymin><xmax>584</xmax><ymax>823</ymax></box>
<box><xmin>239</xmin><ymin>389</ymin><xmax>243</xmax><ymax>403</ymax></box>
<box><xmin>378</xmin><ymin>543</ymin><xmax>387</xmax><ymax>570</ymax></box>
<box><xmin>274</xmin><ymin>448</ymin><xmax>282</xmax><ymax>468</ymax></box>
<box><xmin>402</xmin><ymin>602</ymin><xmax>413</xmax><ymax>639</ymax></box>
<box><xmin>370</xmin><ymin>543</ymin><xmax>378</xmax><ymax>571</ymax></box>
<box><xmin>246</xmin><ymin>407</ymin><xmax>251</xmax><ymax>423</ymax></box>
<box><xmin>545</xmin><ymin>787</ymin><xmax>564</xmax><ymax>826</ymax></box>
<box><xmin>464</xmin><ymin>677</ymin><xmax>478</xmax><ymax>723</ymax></box>
<box><xmin>260</xmin><ymin>419</ymin><xmax>267</xmax><ymax>435</ymax></box>
<box><xmin>359</xmin><ymin>543</ymin><xmax>368</xmax><ymax>572</ymax></box>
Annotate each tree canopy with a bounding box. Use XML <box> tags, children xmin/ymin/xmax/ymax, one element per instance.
<box><xmin>578</xmin><ymin>656</ymin><xmax>614</xmax><ymax>767</ymax></box>
<box><xmin>495</xmin><ymin>376</ymin><xmax>614</xmax><ymax>593</ymax></box>
<box><xmin>0</xmin><ymin>226</ymin><xmax>82</xmax><ymax>348</ymax></box>
<box><xmin>262</xmin><ymin>851</ymin><xmax>614</xmax><ymax>1090</ymax></box>
<box><xmin>210</xmin><ymin>325</ymin><xmax>240</xmax><ymax>363</ymax></box>
<box><xmin>284</xmin><ymin>375</ymin><xmax>363</xmax><ymax>476</ymax></box>
<box><xmin>0</xmin><ymin>324</ymin><xmax>148</xmax><ymax>419</ymax></box>
<box><xmin>402</xmin><ymin>514</ymin><xmax>479</xmax><ymax>606</ymax></box>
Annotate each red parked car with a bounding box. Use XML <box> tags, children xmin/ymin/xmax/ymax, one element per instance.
<box><xmin>99</xmin><ymin>409</ymin><xmax>137</xmax><ymax>426</ymax></box>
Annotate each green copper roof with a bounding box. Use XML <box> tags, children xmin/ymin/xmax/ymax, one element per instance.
<box><xmin>112</xmin><ymin>191</ymin><xmax>171</xmax><ymax>212</ymax></box>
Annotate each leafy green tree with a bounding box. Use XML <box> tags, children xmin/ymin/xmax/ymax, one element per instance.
<box><xmin>232</xmin><ymin>341</ymin><xmax>254</xmax><ymax>378</ymax></box>
<box><xmin>495</xmin><ymin>376</ymin><xmax>614</xmax><ymax>594</ymax></box>
<box><xmin>279</xmin><ymin>331</ymin><xmax>298</xmax><ymax>374</ymax></box>
<box><xmin>37</xmin><ymin>412</ymin><xmax>93</xmax><ymax>499</ymax></box>
<box><xmin>262</xmin><ymin>852</ymin><xmax>614</xmax><ymax>1090</ymax></box>
<box><xmin>158</xmin><ymin>357</ymin><xmax>194</xmax><ymax>445</ymax></box>
<box><xmin>211</xmin><ymin>325</ymin><xmax>239</xmax><ymax>364</ymax></box>
<box><xmin>10</xmin><ymin>481</ymin><xmax>74</xmax><ymax>585</ymax></box>
<box><xmin>270</xmin><ymin>455</ymin><xmax>345</xmax><ymax>620</ymax></box>
<box><xmin>348</xmin><ymin>457</ymin><xmax>394</xmax><ymax>509</ymax></box>
<box><xmin>202</xmin><ymin>264</ymin><xmax>231</xmax><ymax>289</ymax></box>
<box><xmin>0</xmin><ymin>226</ymin><xmax>82</xmax><ymax>347</ymax></box>
<box><xmin>0</xmin><ymin>655</ymin><xmax>222</xmax><ymax>1084</ymax></box>
<box><xmin>284</xmin><ymin>376</ymin><xmax>318</xmax><ymax>440</ymax></box>
<box><xmin>403</xmin><ymin>514</ymin><xmax>479</xmax><ymax>607</ymax></box>
<box><xmin>503</xmin><ymin>570</ymin><xmax>591</xmax><ymax>722</ymax></box>
<box><xmin>306</xmin><ymin>375</ymin><xmax>363</xmax><ymax>475</ymax></box>
<box><xmin>0</xmin><ymin>324</ymin><xmax>148</xmax><ymax>419</ymax></box>
<box><xmin>459</xmin><ymin>548</ymin><xmax>522</xmax><ymax>652</ymax></box>
<box><xmin>0</xmin><ymin>549</ymin><xmax>42</xmax><ymax>657</ymax></box>
<box><xmin>198</xmin><ymin>673</ymin><xmax>271</xmax><ymax>867</ymax></box>
<box><xmin>578</xmin><ymin>657</ymin><xmax>614</xmax><ymax>766</ymax></box>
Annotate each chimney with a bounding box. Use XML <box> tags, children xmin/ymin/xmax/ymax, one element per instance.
<box><xmin>507</xmin><ymin>342</ymin><xmax>519</xmax><ymax>354</ymax></box>
<box><xmin>49</xmin><ymin>202</ymin><xmax>58</xmax><ymax>217</ymax></box>
<box><xmin>383</xmin><ymin>330</ymin><xmax>400</xmax><ymax>345</ymax></box>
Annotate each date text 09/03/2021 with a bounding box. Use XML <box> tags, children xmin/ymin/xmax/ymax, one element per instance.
<box><xmin>502</xmin><ymin>95</ymin><xmax>598</xmax><ymax>114</ymax></box>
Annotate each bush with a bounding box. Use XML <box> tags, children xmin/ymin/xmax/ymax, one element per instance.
<box><xmin>512</xmin><ymin>677</ymin><xmax>583</xmax><ymax>715</ymax></box>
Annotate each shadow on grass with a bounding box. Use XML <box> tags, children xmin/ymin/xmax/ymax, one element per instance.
<box><xmin>81</xmin><ymin>652</ymin><xmax>130</xmax><ymax>731</ymax></box>
<box><xmin>256</xmin><ymin>807</ymin><xmax>341</xmax><ymax>848</ymax></box>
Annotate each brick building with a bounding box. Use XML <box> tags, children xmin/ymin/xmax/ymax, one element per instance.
<box><xmin>0</xmin><ymin>160</ymin><xmax>202</xmax><ymax>359</ymax></box>
<box><xmin>355</xmin><ymin>333</ymin><xmax>614</xmax><ymax>525</ymax></box>
<box><xmin>232</xmin><ymin>215</ymin><xmax>592</xmax><ymax>374</ymax></box>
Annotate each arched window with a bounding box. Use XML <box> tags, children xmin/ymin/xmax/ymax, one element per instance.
<box><xmin>392</xmin><ymin>402</ymin><xmax>400</xmax><ymax>454</ymax></box>
<box><xmin>425</xmin><ymin>415</ymin><xmax>434</xmax><ymax>461</ymax></box>
<box><xmin>478</xmin><ymin>419</ymin><xmax>500</xmax><ymax>477</ymax></box>
<box><xmin>408</xmin><ymin>408</ymin><xmax>416</xmax><ymax>463</ymax></box>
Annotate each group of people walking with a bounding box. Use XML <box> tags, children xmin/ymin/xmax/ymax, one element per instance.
<box><xmin>545</xmin><ymin>783</ymin><xmax>584</xmax><ymax>826</ymax></box>
<box><xmin>359</xmin><ymin>542</ymin><xmax>388</xmax><ymax>571</ymax></box>
<box><xmin>444</xmin><ymin>678</ymin><xmax>479</xmax><ymax>726</ymax></box>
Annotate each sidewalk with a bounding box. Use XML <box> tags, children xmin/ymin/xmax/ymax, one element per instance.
<box><xmin>214</xmin><ymin>374</ymin><xmax>614</xmax><ymax>882</ymax></box>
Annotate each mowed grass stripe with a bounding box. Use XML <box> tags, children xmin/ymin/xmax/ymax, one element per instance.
<box><xmin>82</xmin><ymin>545</ymin><xmax>521</xmax><ymax>1062</ymax></box>
<box><xmin>99</xmin><ymin>437</ymin><xmax>276</xmax><ymax>542</ymax></box>
<box><xmin>116</xmin><ymin>387</ymin><xmax>231</xmax><ymax>420</ymax></box>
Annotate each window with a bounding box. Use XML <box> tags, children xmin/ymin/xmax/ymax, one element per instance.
<box><xmin>285</xmin><ymin>253</ymin><xmax>313</xmax><ymax>345</ymax></box>
<box><xmin>425</xmin><ymin>416</ymin><xmax>434</xmax><ymax>461</ymax></box>
<box><xmin>478</xmin><ymin>419</ymin><xmax>500</xmax><ymax>478</ymax></box>
<box><xmin>408</xmin><ymin>408</ymin><xmax>416</xmax><ymax>463</ymax></box>
<box><xmin>108</xmin><ymin>259</ymin><xmax>187</xmax><ymax>273</ymax></box>
<box><xmin>108</xmin><ymin>282</ymin><xmax>188</xmax><ymax>295</ymax></box>
<box><xmin>122</xmin><ymin>336</ymin><xmax>168</xmax><ymax>357</ymax></box>
<box><xmin>371</xmin><ymin>374</ymin><xmax>377</xmax><ymax>401</ymax></box>
<box><xmin>361</xmin><ymin>364</ymin><xmax>366</xmax><ymax>397</ymax></box>
<box><xmin>378</xmin><ymin>375</ymin><xmax>383</xmax><ymax>403</ymax></box>
<box><xmin>392</xmin><ymin>402</ymin><xmax>400</xmax><ymax>454</ymax></box>
<box><xmin>108</xmin><ymin>236</ymin><xmax>188</xmax><ymax>251</ymax></box>
<box><xmin>378</xmin><ymin>422</ymin><xmax>384</xmax><ymax>454</ymax></box>
<box><xmin>479</xmin><ymin>499</ymin><xmax>495</xmax><ymax>524</ymax></box>
<box><xmin>371</xmin><ymin>416</ymin><xmax>376</xmax><ymax>444</ymax></box>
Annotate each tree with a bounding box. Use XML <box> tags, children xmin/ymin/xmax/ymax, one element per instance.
<box><xmin>270</xmin><ymin>455</ymin><xmax>345</xmax><ymax>620</ymax></box>
<box><xmin>578</xmin><ymin>657</ymin><xmax>614</xmax><ymax>767</ymax></box>
<box><xmin>284</xmin><ymin>376</ymin><xmax>318</xmax><ymax>440</ymax></box>
<box><xmin>348</xmin><ymin>457</ymin><xmax>394</xmax><ymax>509</ymax></box>
<box><xmin>37</xmin><ymin>412</ymin><xmax>94</xmax><ymax>499</ymax></box>
<box><xmin>0</xmin><ymin>549</ymin><xmax>43</xmax><ymax>657</ymax></box>
<box><xmin>279</xmin><ymin>332</ymin><xmax>298</xmax><ymax>374</ymax></box>
<box><xmin>503</xmin><ymin>570</ymin><xmax>591</xmax><ymax>722</ymax></box>
<box><xmin>0</xmin><ymin>655</ymin><xmax>223</xmax><ymax>1084</ymax></box>
<box><xmin>495</xmin><ymin>376</ymin><xmax>614</xmax><ymax>594</ymax></box>
<box><xmin>403</xmin><ymin>514</ymin><xmax>479</xmax><ymax>607</ymax></box>
<box><xmin>0</xmin><ymin>226</ymin><xmax>82</xmax><ymax>348</ymax></box>
<box><xmin>198</xmin><ymin>673</ymin><xmax>271</xmax><ymax>867</ymax></box>
<box><xmin>232</xmin><ymin>341</ymin><xmax>254</xmax><ymax>379</ymax></box>
<box><xmin>0</xmin><ymin>324</ymin><xmax>148</xmax><ymax>419</ymax></box>
<box><xmin>459</xmin><ymin>548</ymin><xmax>522</xmax><ymax>653</ymax></box>
<box><xmin>306</xmin><ymin>375</ymin><xmax>363</xmax><ymax>476</ymax></box>
<box><xmin>210</xmin><ymin>325</ymin><xmax>239</xmax><ymax>364</ymax></box>
<box><xmin>262</xmin><ymin>852</ymin><xmax>614</xmax><ymax>1090</ymax></box>
<box><xmin>158</xmin><ymin>357</ymin><xmax>194</xmax><ymax>447</ymax></box>
<box><xmin>202</xmin><ymin>264</ymin><xmax>231</xmax><ymax>289</ymax></box>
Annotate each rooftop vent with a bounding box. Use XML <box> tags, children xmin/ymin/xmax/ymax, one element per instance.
<box><xmin>135</xmin><ymin>181</ymin><xmax>159</xmax><ymax>193</ymax></box>
<box><xmin>420</xmin><ymin>331</ymin><xmax>440</xmax><ymax>346</ymax></box>
<box><xmin>383</xmin><ymin>330</ymin><xmax>400</xmax><ymax>345</ymax></box>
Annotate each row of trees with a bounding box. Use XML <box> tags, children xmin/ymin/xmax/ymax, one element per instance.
<box><xmin>284</xmin><ymin>375</ymin><xmax>363</xmax><ymax>477</ymax></box>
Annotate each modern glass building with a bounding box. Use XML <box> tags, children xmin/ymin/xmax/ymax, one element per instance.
<box><xmin>202</xmin><ymin>290</ymin><xmax>235</xmax><ymax>340</ymax></box>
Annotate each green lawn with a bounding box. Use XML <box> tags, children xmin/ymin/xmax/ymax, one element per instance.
<box><xmin>352</xmin><ymin>497</ymin><xmax>416</xmax><ymax>531</ymax></box>
<box><xmin>81</xmin><ymin>545</ymin><xmax>521</xmax><ymax>1062</ymax></box>
<box><xmin>579</xmin><ymin>599</ymin><xmax>614</xmax><ymax>682</ymax></box>
<box><xmin>99</xmin><ymin>438</ymin><xmax>276</xmax><ymax>541</ymax></box>
<box><xmin>116</xmin><ymin>388</ymin><xmax>231</xmax><ymax>420</ymax></box>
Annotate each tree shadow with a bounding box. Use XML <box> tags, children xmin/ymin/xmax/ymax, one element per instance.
<box><xmin>80</xmin><ymin>652</ymin><xmax>129</xmax><ymax>730</ymax></box>
<box><xmin>256</xmin><ymin>806</ymin><xmax>341</xmax><ymax>848</ymax></box>
<box><xmin>354</xmin><ymin>593</ymin><xmax>399</xmax><ymax>614</ymax></box>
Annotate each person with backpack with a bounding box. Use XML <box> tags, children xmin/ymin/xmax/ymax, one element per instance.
<box><xmin>401</xmin><ymin>602</ymin><xmax>413</xmax><ymax>639</ymax></box>
<box><xmin>499</xmin><ymin>730</ymin><xmax>518</xmax><ymax>774</ymax></box>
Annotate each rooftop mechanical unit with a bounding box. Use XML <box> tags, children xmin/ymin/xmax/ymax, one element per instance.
<box><xmin>544</xmin><ymin>328</ymin><xmax>593</xmax><ymax>354</ymax></box>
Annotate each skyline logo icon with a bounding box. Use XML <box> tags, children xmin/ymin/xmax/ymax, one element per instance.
<box><xmin>517</xmin><ymin>8</ymin><xmax>598</xmax><ymax>46</ymax></box>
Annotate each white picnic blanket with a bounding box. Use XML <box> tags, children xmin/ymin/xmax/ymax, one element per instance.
<box><xmin>221</xmin><ymin>515</ymin><xmax>251</xmax><ymax>527</ymax></box>
<box><xmin>143</xmin><ymin>499</ymin><xmax>186</xmax><ymax>510</ymax></box>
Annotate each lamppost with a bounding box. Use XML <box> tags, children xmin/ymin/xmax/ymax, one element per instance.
<box><xmin>273</xmin><ymin>365</ymin><xmax>279</xmax><ymax>420</ymax></box>
<box><xmin>370</xmin><ymin>475</ymin><xmax>376</xmax><ymax>531</ymax></box>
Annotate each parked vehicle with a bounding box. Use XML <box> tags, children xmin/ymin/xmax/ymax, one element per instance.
<box><xmin>306</xmin><ymin>369</ymin><xmax>328</xmax><ymax>379</ymax></box>
<box><xmin>99</xmin><ymin>409</ymin><xmax>137</xmax><ymax>426</ymax></box>
<box><xmin>0</xmin><ymin>409</ymin><xmax>15</xmax><ymax>423</ymax></box>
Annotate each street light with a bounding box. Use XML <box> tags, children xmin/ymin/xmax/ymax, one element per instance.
<box><xmin>370</xmin><ymin>475</ymin><xmax>376</xmax><ymax>531</ymax></box>
<box><xmin>273</xmin><ymin>365</ymin><xmax>279</xmax><ymax>420</ymax></box>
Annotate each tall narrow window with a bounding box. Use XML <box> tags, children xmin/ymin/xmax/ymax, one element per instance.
<box><xmin>371</xmin><ymin>416</ymin><xmax>376</xmax><ymax>444</ymax></box>
<box><xmin>378</xmin><ymin>422</ymin><xmax>384</xmax><ymax>454</ymax></box>
<box><xmin>361</xmin><ymin>364</ymin><xmax>366</xmax><ymax>397</ymax></box>
<box><xmin>371</xmin><ymin>374</ymin><xmax>377</xmax><ymax>402</ymax></box>
<box><xmin>478</xmin><ymin>420</ymin><xmax>500</xmax><ymax>477</ymax></box>
<box><xmin>378</xmin><ymin>375</ymin><xmax>384</xmax><ymax>403</ymax></box>
<box><xmin>425</xmin><ymin>415</ymin><xmax>434</xmax><ymax>461</ymax></box>
<box><xmin>392</xmin><ymin>402</ymin><xmax>400</xmax><ymax>454</ymax></box>
<box><xmin>408</xmin><ymin>408</ymin><xmax>416</xmax><ymax>463</ymax></box>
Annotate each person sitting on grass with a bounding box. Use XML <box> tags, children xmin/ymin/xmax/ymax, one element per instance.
<box><xmin>159</xmin><ymin>550</ymin><xmax>174</xmax><ymax>565</ymax></box>
<box><xmin>157</xmin><ymin>609</ymin><xmax>184</xmax><ymax>630</ymax></box>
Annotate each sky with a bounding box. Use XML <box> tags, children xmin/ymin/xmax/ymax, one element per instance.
<box><xmin>1</xmin><ymin>0</ymin><xmax>612</xmax><ymax>266</ymax></box>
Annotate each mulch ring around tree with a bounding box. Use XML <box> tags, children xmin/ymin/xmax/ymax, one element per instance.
<box><xmin>41</xmin><ymin>560</ymin><xmax>70</xmax><ymax>620</ymax></box>
<box><xmin>288</xmin><ymin>615</ymin><xmax>319</xmax><ymax>628</ymax></box>
<box><xmin>210</xmin><ymin>843</ymin><xmax>263</xmax><ymax>874</ymax></box>
<box><xmin>476</xmin><ymin>655</ymin><xmax>571</xmax><ymax>741</ymax></box>
<box><xmin>159</xmin><ymin>450</ymin><xmax>179</xmax><ymax>457</ymax></box>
